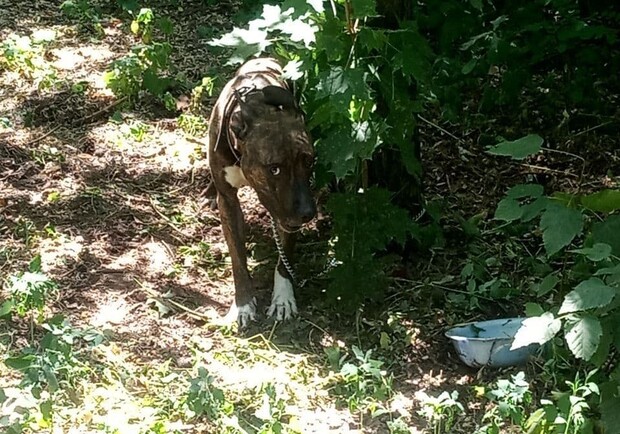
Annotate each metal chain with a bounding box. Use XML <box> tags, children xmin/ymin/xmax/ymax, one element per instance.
<box><xmin>269</xmin><ymin>215</ymin><xmax>300</xmax><ymax>286</ymax></box>
<box><xmin>269</xmin><ymin>205</ymin><xmax>426</xmax><ymax>288</ymax></box>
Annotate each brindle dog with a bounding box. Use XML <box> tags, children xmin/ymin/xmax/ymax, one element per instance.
<box><xmin>207</xmin><ymin>58</ymin><xmax>316</xmax><ymax>327</ymax></box>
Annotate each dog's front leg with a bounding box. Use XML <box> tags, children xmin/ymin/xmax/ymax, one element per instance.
<box><xmin>217</xmin><ymin>190</ymin><xmax>256</xmax><ymax>326</ymax></box>
<box><xmin>268</xmin><ymin>229</ymin><xmax>298</xmax><ymax>320</ymax></box>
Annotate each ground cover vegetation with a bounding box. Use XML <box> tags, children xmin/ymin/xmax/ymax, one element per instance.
<box><xmin>0</xmin><ymin>0</ymin><xmax>619</xmax><ymax>432</ymax></box>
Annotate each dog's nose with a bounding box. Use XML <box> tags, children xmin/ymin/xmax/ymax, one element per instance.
<box><xmin>299</xmin><ymin>201</ymin><xmax>316</xmax><ymax>223</ymax></box>
<box><xmin>293</xmin><ymin>181</ymin><xmax>316</xmax><ymax>224</ymax></box>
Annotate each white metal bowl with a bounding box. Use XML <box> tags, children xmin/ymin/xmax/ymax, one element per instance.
<box><xmin>445</xmin><ymin>317</ymin><xmax>540</xmax><ymax>368</ymax></box>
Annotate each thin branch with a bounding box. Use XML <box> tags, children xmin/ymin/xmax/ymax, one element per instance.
<box><xmin>22</xmin><ymin>96</ymin><xmax>128</xmax><ymax>147</ymax></box>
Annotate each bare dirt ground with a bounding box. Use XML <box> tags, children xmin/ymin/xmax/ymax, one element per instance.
<box><xmin>1</xmin><ymin>1</ymin><xmax>618</xmax><ymax>433</ymax></box>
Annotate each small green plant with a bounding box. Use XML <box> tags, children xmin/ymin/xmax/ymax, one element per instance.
<box><xmin>387</xmin><ymin>416</ymin><xmax>414</xmax><ymax>434</ymax></box>
<box><xmin>417</xmin><ymin>390</ymin><xmax>464</xmax><ymax>434</ymax></box>
<box><xmin>31</xmin><ymin>146</ymin><xmax>64</xmax><ymax>166</ymax></box>
<box><xmin>475</xmin><ymin>372</ymin><xmax>532</xmax><ymax>434</ymax></box>
<box><xmin>60</xmin><ymin>0</ymin><xmax>104</xmax><ymax>36</ymax></box>
<box><xmin>491</xmin><ymin>139</ymin><xmax>620</xmax><ymax>432</ymax></box>
<box><xmin>254</xmin><ymin>383</ymin><xmax>288</xmax><ymax>434</ymax></box>
<box><xmin>70</xmin><ymin>80</ymin><xmax>89</xmax><ymax>94</ymax></box>
<box><xmin>1</xmin><ymin>31</ymin><xmax>57</xmax><ymax>89</ymax></box>
<box><xmin>177</xmin><ymin>113</ymin><xmax>208</xmax><ymax>136</ymax></box>
<box><xmin>328</xmin><ymin>345</ymin><xmax>393</xmax><ymax>416</ymax></box>
<box><xmin>178</xmin><ymin>242</ymin><xmax>216</xmax><ymax>268</ymax></box>
<box><xmin>4</xmin><ymin>315</ymin><xmax>100</xmax><ymax>392</ymax></box>
<box><xmin>13</xmin><ymin>218</ymin><xmax>36</xmax><ymax>246</ymax></box>
<box><xmin>189</xmin><ymin>76</ymin><xmax>215</xmax><ymax>112</ymax></box>
<box><xmin>3</xmin><ymin>256</ymin><xmax>58</xmax><ymax>319</ymax></box>
<box><xmin>104</xmin><ymin>41</ymin><xmax>172</xmax><ymax>100</ymax></box>
<box><xmin>104</xmin><ymin>8</ymin><xmax>174</xmax><ymax>103</ymax></box>
<box><xmin>525</xmin><ymin>370</ymin><xmax>600</xmax><ymax>434</ymax></box>
<box><xmin>185</xmin><ymin>367</ymin><xmax>231</xmax><ymax>420</ymax></box>
<box><xmin>130</xmin><ymin>8</ymin><xmax>173</xmax><ymax>44</ymax></box>
<box><xmin>128</xmin><ymin>121</ymin><xmax>150</xmax><ymax>142</ymax></box>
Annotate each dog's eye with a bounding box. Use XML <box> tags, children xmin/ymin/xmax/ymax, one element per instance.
<box><xmin>270</xmin><ymin>165</ymin><xmax>281</xmax><ymax>176</ymax></box>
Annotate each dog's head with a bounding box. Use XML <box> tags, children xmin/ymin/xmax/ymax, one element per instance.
<box><xmin>231</xmin><ymin>86</ymin><xmax>316</xmax><ymax>232</ymax></box>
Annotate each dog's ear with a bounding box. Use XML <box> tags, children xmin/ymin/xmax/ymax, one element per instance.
<box><xmin>232</xmin><ymin>90</ymin><xmax>264</xmax><ymax>140</ymax></box>
<box><xmin>262</xmin><ymin>86</ymin><xmax>296</xmax><ymax>110</ymax></box>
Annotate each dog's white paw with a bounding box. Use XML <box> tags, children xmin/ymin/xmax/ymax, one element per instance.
<box><xmin>267</xmin><ymin>269</ymin><xmax>297</xmax><ymax>321</ymax></box>
<box><xmin>223</xmin><ymin>298</ymin><xmax>257</xmax><ymax>328</ymax></box>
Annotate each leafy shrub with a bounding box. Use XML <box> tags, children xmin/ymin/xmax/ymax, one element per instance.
<box><xmin>104</xmin><ymin>41</ymin><xmax>173</xmax><ymax>99</ymax></box>
<box><xmin>488</xmin><ymin>138</ymin><xmax>620</xmax><ymax>433</ymax></box>
<box><xmin>60</xmin><ymin>0</ymin><xmax>104</xmax><ymax>36</ymax></box>
<box><xmin>104</xmin><ymin>8</ymin><xmax>174</xmax><ymax>102</ymax></box>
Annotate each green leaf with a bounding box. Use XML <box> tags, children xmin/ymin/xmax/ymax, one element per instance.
<box><xmin>525</xmin><ymin>302</ymin><xmax>544</xmax><ymax>317</ymax></box>
<box><xmin>142</xmin><ymin>69</ymin><xmax>169</xmax><ymax>96</ymax></box>
<box><xmin>316</xmin><ymin>120</ymin><xmax>383</xmax><ymax>179</ymax></box>
<box><xmin>589</xmin><ymin>325</ymin><xmax>612</xmax><ymax>367</ymax></box>
<box><xmin>43</xmin><ymin>366</ymin><xmax>59</xmax><ymax>392</ymax></box>
<box><xmin>571</xmin><ymin>243</ymin><xmax>612</xmax><ymax>261</ymax></box>
<box><xmin>350</xmin><ymin>0</ymin><xmax>376</xmax><ymax>18</ymax></box>
<box><xmin>487</xmin><ymin>134</ymin><xmax>543</xmax><ymax>160</ymax></box>
<box><xmin>29</xmin><ymin>255</ymin><xmax>42</xmax><ymax>272</ymax></box>
<box><xmin>601</xmin><ymin>396</ymin><xmax>620</xmax><ymax>433</ymax></box>
<box><xmin>521</xmin><ymin>197</ymin><xmax>548</xmax><ymax>222</ymax></box>
<box><xmin>558</xmin><ymin>278</ymin><xmax>617</xmax><ymax>314</ymax></box>
<box><xmin>581</xmin><ymin>189</ymin><xmax>620</xmax><ymax>213</ymax></box>
<box><xmin>316</xmin><ymin>66</ymin><xmax>368</xmax><ymax>101</ymax></box>
<box><xmin>506</xmin><ymin>184</ymin><xmax>544</xmax><ymax>199</ymax></box>
<box><xmin>316</xmin><ymin>126</ymin><xmax>357</xmax><ymax>179</ymax></box>
<box><xmin>594</xmin><ymin>263</ymin><xmax>620</xmax><ymax>276</ymax></box>
<box><xmin>40</xmin><ymin>400</ymin><xmax>53</xmax><ymax>422</ymax></box>
<box><xmin>461</xmin><ymin>58</ymin><xmax>477</xmax><ymax>74</ymax></box>
<box><xmin>564</xmin><ymin>314</ymin><xmax>602</xmax><ymax>361</ymax></box>
<box><xmin>5</xmin><ymin>355</ymin><xmax>36</xmax><ymax>370</ymax></box>
<box><xmin>534</xmin><ymin>273</ymin><xmax>560</xmax><ymax>296</ymax></box>
<box><xmin>130</xmin><ymin>20</ymin><xmax>140</xmax><ymax>34</ymax></box>
<box><xmin>359</xmin><ymin>28</ymin><xmax>387</xmax><ymax>51</ymax></box>
<box><xmin>157</xmin><ymin>17</ymin><xmax>174</xmax><ymax>35</ymax></box>
<box><xmin>592</xmin><ymin>215</ymin><xmax>620</xmax><ymax>255</ymax></box>
<box><xmin>511</xmin><ymin>312</ymin><xmax>561</xmax><ymax>349</ymax></box>
<box><xmin>379</xmin><ymin>332</ymin><xmax>390</xmax><ymax>349</ymax></box>
<box><xmin>0</xmin><ymin>300</ymin><xmax>13</xmax><ymax>318</ymax></box>
<box><xmin>277</xmin><ymin>17</ymin><xmax>318</xmax><ymax>47</ymax></box>
<box><xmin>540</xmin><ymin>203</ymin><xmax>583</xmax><ymax>256</ymax></box>
<box><xmin>469</xmin><ymin>0</ymin><xmax>483</xmax><ymax>11</ymax></box>
<box><xmin>495</xmin><ymin>198</ymin><xmax>522</xmax><ymax>222</ymax></box>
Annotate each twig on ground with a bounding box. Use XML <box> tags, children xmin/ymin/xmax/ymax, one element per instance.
<box><xmin>22</xmin><ymin>96</ymin><xmax>128</xmax><ymax>147</ymax></box>
<box><xmin>573</xmin><ymin>121</ymin><xmax>613</xmax><ymax>137</ymax></box>
<box><xmin>134</xmin><ymin>278</ymin><xmax>211</xmax><ymax>321</ymax></box>
<box><xmin>519</xmin><ymin>163</ymin><xmax>579</xmax><ymax>177</ymax></box>
<box><xmin>148</xmin><ymin>196</ymin><xmax>190</xmax><ymax>239</ymax></box>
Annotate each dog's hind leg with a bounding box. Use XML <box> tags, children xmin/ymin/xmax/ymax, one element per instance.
<box><xmin>268</xmin><ymin>229</ymin><xmax>298</xmax><ymax>320</ymax></box>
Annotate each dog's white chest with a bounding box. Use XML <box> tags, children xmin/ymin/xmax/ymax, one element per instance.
<box><xmin>224</xmin><ymin>166</ymin><xmax>248</xmax><ymax>188</ymax></box>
